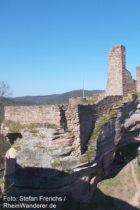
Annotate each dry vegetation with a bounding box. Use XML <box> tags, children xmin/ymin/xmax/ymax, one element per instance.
<box><xmin>98</xmin><ymin>160</ymin><xmax>140</xmax><ymax>209</ymax></box>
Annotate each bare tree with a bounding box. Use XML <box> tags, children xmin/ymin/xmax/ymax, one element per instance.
<box><xmin>0</xmin><ymin>81</ymin><xmax>12</xmax><ymax>98</ymax></box>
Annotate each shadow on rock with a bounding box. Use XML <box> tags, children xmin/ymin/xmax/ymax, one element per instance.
<box><xmin>2</xmin><ymin>161</ymin><xmax>140</xmax><ymax>210</ymax></box>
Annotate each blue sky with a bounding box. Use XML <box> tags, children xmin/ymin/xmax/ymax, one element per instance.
<box><xmin>0</xmin><ymin>0</ymin><xmax>140</xmax><ymax>96</ymax></box>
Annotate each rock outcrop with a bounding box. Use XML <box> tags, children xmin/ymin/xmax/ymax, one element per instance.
<box><xmin>2</xmin><ymin>94</ymin><xmax>140</xmax><ymax>209</ymax></box>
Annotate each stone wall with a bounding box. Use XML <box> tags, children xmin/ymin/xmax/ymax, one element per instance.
<box><xmin>106</xmin><ymin>45</ymin><xmax>125</xmax><ymax>95</ymax></box>
<box><xmin>4</xmin><ymin>105</ymin><xmax>61</xmax><ymax>127</ymax></box>
<box><xmin>123</xmin><ymin>69</ymin><xmax>136</xmax><ymax>95</ymax></box>
<box><xmin>4</xmin><ymin>95</ymin><xmax>140</xmax><ymax>205</ymax></box>
<box><xmin>136</xmin><ymin>66</ymin><xmax>140</xmax><ymax>92</ymax></box>
<box><xmin>66</xmin><ymin>96</ymin><xmax>124</xmax><ymax>154</ymax></box>
<box><xmin>95</xmin><ymin>95</ymin><xmax>138</xmax><ymax>175</ymax></box>
<box><xmin>69</xmin><ymin>97</ymin><xmax>87</xmax><ymax>105</ymax></box>
<box><xmin>78</xmin><ymin>105</ymin><xmax>96</xmax><ymax>153</ymax></box>
<box><xmin>0</xmin><ymin>106</ymin><xmax>4</xmax><ymax>124</ymax></box>
<box><xmin>64</xmin><ymin>105</ymin><xmax>81</xmax><ymax>155</ymax></box>
<box><xmin>95</xmin><ymin>95</ymin><xmax>123</xmax><ymax>116</ymax></box>
<box><xmin>106</xmin><ymin>45</ymin><xmax>136</xmax><ymax>96</ymax></box>
<box><xmin>3</xmin><ymin>96</ymin><xmax>124</xmax><ymax>155</ymax></box>
<box><xmin>69</xmin><ymin>96</ymin><xmax>100</xmax><ymax>105</ymax></box>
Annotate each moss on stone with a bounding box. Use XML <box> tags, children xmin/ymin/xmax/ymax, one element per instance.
<box><xmin>80</xmin><ymin>147</ymin><xmax>96</xmax><ymax>163</ymax></box>
<box><xmin>30</xmin><ymin>129</ymin><xmax>38</xmax><ymax>136</ymax></box>
<box><xmin>89</xmin><ymin>109</ymin><xmax>118</xmax><ymax>144</ymax></box>
<box><xmin>12</xmin><ymin>145</ymin><xmax>21</xmax><ymax>151</ymax></box>
<box><xmin>135</xmin><ymin>163</ymin><xmax>140</xmax><ymax>183</ymax></box>
<box><xmin>101</xmin><ymin>176</ymin><xmax>121</xmax><ymax>187</ymax></box>
<box><xmin>80</xmin><ymin>154</ymin><xmax>91</xmax><ymax>163</ymax></box>
<box><xmin>25</xmin><ymin>122</ymin><xmax>58</xmax><ymax>129</ymax></box>
<box><xmin>123</xmin><ymin>93</ymin><xmax>133</xmax><ymax>103</ymax></box>
<box><xmin>0</xmin><ymin>177</ymin><xmax>4</xmax><ymax>185</ymax></box>
<box><xmin>112</xmin><ymin>99</ymin><xmax>122</xmax><ymax>105</ymax></box>
<box><xmin>3</xmin><ymin>120</ymin><xmax>22</xmax><ymax>132</ymax></box>
<box><xmin>63</xmin><ymin>168</ymin><xmax>74</xmax><ymax>173</ymax></box>
<box><xmin>109</xmin><ymin>110</ymin><xmax>118</xmax><ymax>118</ymax></box>
<box><xmin>82</xmin><ymin>108</ymin><xmax>118</xmax><ymax>164</ymax></box>
<box><xmin>48</xmin><ymin>147</ymin><xmax>57</xmax><ymax>152</ymax></box>
<box><xmin>3</xmin><ymin>121</ymin><xmax>58</xmax><ymax>132</ymax></box>
<box><xmin>0</xmin><ymin>138</ymin><xmax>10</xmax><ymax>156</ymax></box>
<box><xmin>51</xmin><ymin>160</ymin><xmax>63</xmax><ymax>168</ymax></box>
<box><xmin>89</xmin><ymin>116</ymin><xmax>110</xmax><ymax>143</ymax></box>
<box><xmin>33</xmin><ymin>145</ymin><xmax>46</xmax><ymax>150</ymax></box>
<box><xmin>80</xmin><ymin>115</ymin><xmax>111</xmax><ymax>164</ymax></box>
<box><xmin>40</xmin><ymin>135</ymin><xmax>45</xmax><ymax>139</ymax></box>
<box><xmin>79</xmin><ymin>98</ymin><xmax>97</xmax><ymax>105</ymax></box>
<box><xmin>32</xmin><ymin>163</ymin><xmax>40</xmax><ymax>167</ymax></box>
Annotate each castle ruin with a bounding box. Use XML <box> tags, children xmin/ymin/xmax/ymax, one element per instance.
<box><xmin>2</xmin><ymin>45</ymin><xmax>140</xmax><ymax>155</ymax></box>
<box><xmin>3</xmin><ymin>45</ymin><xmax>140</xmax><ymax>207</ymax></box>
<box><xmin>106</xmin><ymin>45</ymin><xmax>140</xmax><ymax>96</ymax></box>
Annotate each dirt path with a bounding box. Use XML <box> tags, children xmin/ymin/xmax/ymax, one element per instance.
<box><xmin>130</xmin><ymin>161</ymin><xmax>140</xmax><ymax>207</ymax></box>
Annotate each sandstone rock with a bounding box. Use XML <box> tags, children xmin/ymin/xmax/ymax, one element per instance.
<box><xmin>3</xmin><ymin>94</ymin><xmax>140</xmax><ymax>208</ymax></box>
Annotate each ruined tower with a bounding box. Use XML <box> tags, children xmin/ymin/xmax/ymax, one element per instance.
<box><xmin>136</xmin><ymin>66</ymin><xmax>140</xmax><ymax>92</ymax></box>
<box><xmin>106</xmin><ymin>45</ymin><xmax>125</xmax><ymax>95</ymax></box>
<box><xmin>106</xmin><ymin>45</ymin><xmax>136</xmax><ymax>96</ymax></box>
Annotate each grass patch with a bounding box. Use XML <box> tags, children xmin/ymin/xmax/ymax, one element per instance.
<box><xmin>101</xmin><ymin>176</ymin><xmax>121</xmax><ymax>188</ymax></box>
<box><xmin>80</xmin><ymin>154</ymin><xmax>91</xmax><ymax>163</ymax></box>
<box><xmin>109</xmin><ymin>110</ymin><xmax>118</xmax><ymax>118</ymax></box>
<box><xmin>89</xmin><ymin>109</ymin><xmax>118</xmax><ymax>143</ymax></box>
<box><xmin>135</xmin><ymin>165</ymin><xmax>140</xmax><ymax>182</ymax></box>
<box><xmin>3</xmin><ymin>120</ymin><xmax>22</xmax><ymax>132</ymax></box>
<box><xmin>112</xmin><ymin>99</ymin><xmax>122</xmax><ymax>105</ymax></box>
<box><xmin>80</xmin><ymin>115</ymin><xmax>110</xmax><ymax>163</ymax></box>
<box><xmin>80</xmin><ymin>147</ymin><xmax>96</xmax><ymax>163</ymax></box>
<box><xmin>89</xmin><ymin>116</ymin><xmax>110</xmax><ymax>143</ymax></box>
<box><xmin>3</xmin><ymin>121</ymin><xmax>58</xmax><ymax>132</ymax></box>
<box><xmin>99</xmin><ymin>175</ymin><xmax>122</xmax><ymax>196</ymax></box>
<box><xmin>136</xmin><ymin>92</ymin><xmax>140</xmax><ymax>97</ymax></box>
<box><xmin>24</xmin><ymin>122</ymin><xmax>58</xmax><ymax>129</ymax></box>
<box><xmin>0</xmin><ymin>177</ymin><xmax>4</xmax><ymax>185</ymax></box>
<box><xmin>81</xmin><ymin>108</ymin><xmax>118</xmax><ymax>164</ymax></box>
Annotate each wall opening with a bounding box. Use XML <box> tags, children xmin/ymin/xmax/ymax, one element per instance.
<box><xmin>6</xmin><ymin>133</ymin><xmax>22</xmax><ymax>145</ymax></box>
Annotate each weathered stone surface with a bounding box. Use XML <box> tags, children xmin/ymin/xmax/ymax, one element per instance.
<box><xmin>106</xmin><ymin>45</ymin><xmax>125</xmax><ymax>95</ymax></box>
<box><xmin>3</xmin><ymin>94</ymin><xmax>140</xmax><ymax>210</ymax></box>
<box><xmin>2</xmin><ymin>45</ymin><xmax>140</xmax><ymax>209</ymax></box>
<box><xmin>4</xmin><ymin>105</ymin><xmax>61</xmax><ymax>126</ymax></box>
<box><xmin>2</xmin><ymin>46</ymin><xmax>140</xmax><ymax>210</ymax></box>
<box><xmin>106</xmin><ymin>45</ymin><xmax>136</xmax><ymax>96</ymax></box>
<box><xmin>136</xmin><ymin>66</ymin><xmax>140</xmax><ymax>92</ymax></box>
<box><xmin>5</xmin><ymin>148</ymin><xmax>17</xmax><ymax>176</ymax></box>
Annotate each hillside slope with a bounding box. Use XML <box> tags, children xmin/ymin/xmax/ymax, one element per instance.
<box><xmin>11</xmin><ymin>89</ymin><xmax>104</xmax><ymax>105</ymax></box>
